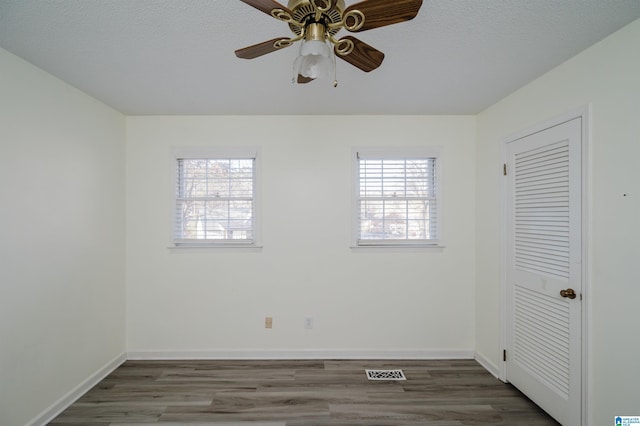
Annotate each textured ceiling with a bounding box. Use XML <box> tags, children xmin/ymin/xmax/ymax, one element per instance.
<box><xmin>1</xmin><ymin>0</ymin><xmax>639</xmax><ymax>115</ymax></box>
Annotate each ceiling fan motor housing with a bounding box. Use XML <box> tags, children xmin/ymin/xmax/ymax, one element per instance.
<box><xmin>287</xmin><ymin>0</ymin><xmax>345</xmax><ymax>37</ymax></box>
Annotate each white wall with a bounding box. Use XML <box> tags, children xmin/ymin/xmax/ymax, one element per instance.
<box><xmin>126</xmin><ymin>115</ymin><xmax>476</xmax><ymax>357</ymax></box>
<box><xmin>0</xmin><ymin>48</ymin><xmax>127</xmax><ymax>425</ymax></box>
<box><xmin>475</xmin><ymin>18</ymin><xmax>640</xmax><ymax>425</ymax></box>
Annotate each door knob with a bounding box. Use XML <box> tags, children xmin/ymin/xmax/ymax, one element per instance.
<box><xmin>560</xmin><ymin>288</ymin><xmax>577</xmax><ymax>299</ymax></box>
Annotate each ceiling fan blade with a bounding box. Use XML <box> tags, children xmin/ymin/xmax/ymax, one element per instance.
<box><xmin>343</xmin><ymin>0</ymin><xmax>423</xmax><ymax>32</ymax></box>
<box><xmin>297</xmin><ymin>75</ymin><xmax>315</xmax><ymax>84</ymax></box>
<box><xmin>235</xmin><ymin>38</ymin><xmax>293</xmax><ymax>59</ymax></box>
<box><xmin>334</xmin><ymin>36</ymin><xmax>384</xmax><ymax>72</ymax></box>
<box><xmin>238</xmin><ymin>0</ymin><xmax>293</xmax><ymax>17</ymax></box>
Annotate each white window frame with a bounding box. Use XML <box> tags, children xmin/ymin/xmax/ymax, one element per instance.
<box><xmin>170</xmin><ymin>147</ymin><xmax>261</xmax><ymax>248</ymax></box>
<box><xmin>351</xmin><ymin>147</ymin><xmax>443</xmax><ymax>248</ymax></box>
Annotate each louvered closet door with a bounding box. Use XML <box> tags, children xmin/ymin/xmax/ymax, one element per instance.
<box><xmin>506</xmin><ymin>117</ymin><xmax>582</xmax><ymax>426</ymax></box>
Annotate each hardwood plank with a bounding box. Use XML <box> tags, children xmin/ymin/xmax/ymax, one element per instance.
<box><xmin>50</xmin><ymin>405</ymin><xmax>165</xmax><ymax>423</ymax></box>
<box><xmin>330</xmin><ymin>402</ymin><xmax>503</xmax><ymax>423</ymax></box>
<box><xmin>117</xmin><ymin>423</ymin><xmax>286</xmax><ymax>426</ymax></box>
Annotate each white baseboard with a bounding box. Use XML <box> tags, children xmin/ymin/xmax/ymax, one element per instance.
<box><xmin>474</xmin><ymin>350</ymin><xmax>501</xmax><ymax>379</ymax></box>
<box><xmin>127</xmin><ymin>349</ymin><xmax>475</xmax><ymax>360</ymax></box>
<box><xmin>27</xmin><ymin>352</ymin><xmax>127</xmax><ymax>426</ymax></box>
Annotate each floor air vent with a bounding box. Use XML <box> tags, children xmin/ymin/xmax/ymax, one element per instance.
<box><xmin>365</xmin><ymin>369</ymin><xmax>406</xmax><ymax>381</ymax></box>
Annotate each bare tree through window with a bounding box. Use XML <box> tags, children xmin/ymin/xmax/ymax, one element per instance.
<box><xmin>175</xmin><ymin>158</ymin><xmax>255</xmax><ymax>244</ymax></box>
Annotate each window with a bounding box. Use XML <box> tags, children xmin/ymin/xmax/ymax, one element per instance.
<box><xmin>353</xmin><ymin>148</ymin><xmax>441</xmax><ymax>247</ymax></box>
<box><xmin>172</xmin><ymin>148</ymin><xmax>259</xmax><ymax>247</ymax></box>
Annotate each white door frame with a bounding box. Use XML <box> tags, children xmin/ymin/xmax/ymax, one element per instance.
<box><xmin>499</xmin><ymin>106</ymin><xmax>591</xmax><ymax>426</ymax></box>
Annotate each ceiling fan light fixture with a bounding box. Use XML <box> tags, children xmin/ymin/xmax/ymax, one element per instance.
<box><xmin>292</xmin><ymin>22</ymin><xmax>334</xmax><ymax>83</ymax></box>
<box><xmin>294</xmin><ymin>39</ymin><xmax>333</xmax><ymax>79</ymax></box>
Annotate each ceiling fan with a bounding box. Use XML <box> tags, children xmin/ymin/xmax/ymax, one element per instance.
<box><xmin>235</xmin><ymin>0</ymin><xmax>423</xmax><ymax>85</ymax></box>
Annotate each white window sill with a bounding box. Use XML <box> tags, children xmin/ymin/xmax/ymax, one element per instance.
<box><xmin>168</xmin><ymin>245</ymin><xmax>263</xmax><ymax>253</ymax></box>
<box><xmin>350</xmin><ymin>244</ymin><xmax>445</xmax><ymax>252</ymax></box>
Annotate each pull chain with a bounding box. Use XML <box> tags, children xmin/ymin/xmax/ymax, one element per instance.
<box><xmin>333</xmin><ymin>48</ymin><xmax>338</xmax><ymax>87</ymax></box>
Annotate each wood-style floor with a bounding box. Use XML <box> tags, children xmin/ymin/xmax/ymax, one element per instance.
<box><xmin>49</xmin><ymin>359</ymin><xmax>559</xmax><ymax>425</ymax></box>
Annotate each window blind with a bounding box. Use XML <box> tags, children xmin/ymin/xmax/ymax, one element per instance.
<box><xmin>357</xmin><ymin>156</ymin><xmax>438</xmax><ymax>245</ymax></box>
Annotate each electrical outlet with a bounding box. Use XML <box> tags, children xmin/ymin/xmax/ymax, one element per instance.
<box><xmin>304</xmin><ymin>316</ymin><xmax>313</xmax><ymax>330</ymax></box>
<box><xmin>265</xmin><ymin>316</ymin><xmax>273</xmax><ymax>329</ymax></box>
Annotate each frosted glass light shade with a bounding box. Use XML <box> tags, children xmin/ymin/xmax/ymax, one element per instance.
<box><xmin>293</xmin><ymin>39</ymin><xmax>332</xmax><ymax>80</ymax></box>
